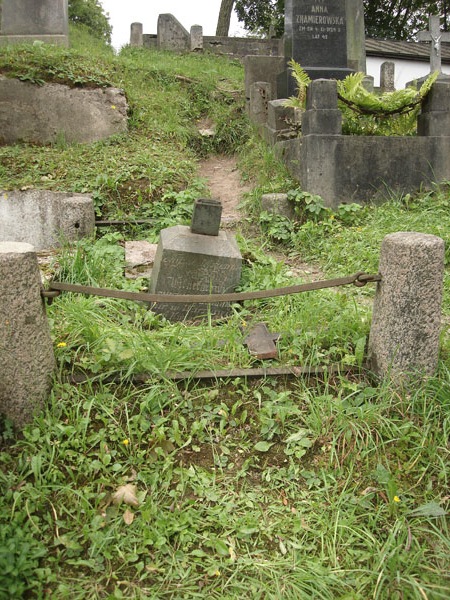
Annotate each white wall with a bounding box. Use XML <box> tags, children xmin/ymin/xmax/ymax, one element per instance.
<box><xmin>367</xmin><ymin>56</ymin><xmax>450</xmax><ymax>89</ymax></box>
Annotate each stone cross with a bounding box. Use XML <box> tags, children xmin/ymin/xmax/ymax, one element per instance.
<box><xmin>417</xmin><ymin>15</ymin><xmax>450</xmax><ymax>73</ymax></box>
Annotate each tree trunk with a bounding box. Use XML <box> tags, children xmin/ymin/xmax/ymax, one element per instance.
<box><xmin>216</xmin><ymin>0</ymin><xmax>235</xmax><ymax>36</ymax></box>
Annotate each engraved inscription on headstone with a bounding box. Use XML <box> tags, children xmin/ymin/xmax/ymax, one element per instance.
<box><xmin>283</xmin><ymin>0</ymin><xmax>354</xmax><ymax>94</ymax></box>
<box><xmin>149</xmin><ymin>225</ymin><xmax>242</xmax><ymax>321</ymax></box>
<box><xmin>287</xmin><ymin>0</ymin><xmax>347</xmax><ymax>68</ymax></box>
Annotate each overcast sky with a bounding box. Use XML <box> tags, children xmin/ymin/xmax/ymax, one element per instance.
<box><xmin>99</xmin><ymin>1</ymin><xmax>244</xmax><ymax>50</ymax></box>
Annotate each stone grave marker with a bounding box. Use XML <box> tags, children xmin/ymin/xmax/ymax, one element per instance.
<box><xmin>417</xmin><ymin>15</ymin><xmax>450</xmax><ymax>74</ymax></box>
<box><xmin>282</xmin><ymin>0</ymin><xmax>355</xmax><ymax>95</ymax></box>
<box><xmin>0</xmin><ymin>0</ymin><xmax>69</xmax><ymax>46</ymax></box>
<box><xmin>149</xmin><ymin>199</ymin><xmax>242</xmax><ymax>321</ymax></box>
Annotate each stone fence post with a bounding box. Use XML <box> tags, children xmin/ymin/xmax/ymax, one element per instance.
<box><xmin>302</xmin><ymin>79</ymin><xmax>342</xmax><ymax>135</ymax></box>
<box><xmin>380</xmin><ymin>61</ymin><xmax>395</xmax><ymax>93</ymax></box>
<box><xmin>130</xmin><ymin>22</ymin><xmax>143</xmax><ymax>47</ymax></box>
<box><xmin>368</xmin><ymin>232</ymin><xmax>445</xmax><ymax>380</ymax></box>
<box><xmin>190</xmin><ymin>25</ymin><xmax>203</xmax><ymax>51</ymax></box>
<box><xmin>418</xmin><ymin>79</ymin><xmax>450</xmax><ymax>137</ymax></box>
<box><xmin>0</xmin><ymin>242</ymin><xmax>55</xmax><ymax>427</ymax></box>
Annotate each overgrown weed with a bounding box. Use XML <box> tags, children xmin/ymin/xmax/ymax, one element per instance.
<box><xmin>0</xmin><ymin>25</ymin><xmax>449</xmax><ymax>600</ymax></box>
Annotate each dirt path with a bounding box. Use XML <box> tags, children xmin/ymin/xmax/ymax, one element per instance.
<box><xmin>197</xmin><ymin>155</ymin><xmax>251</xmax><ymax>224</ymax></box>
<box><xmin>197</xmin><ymin>155</ymin><xmax>324</xmax><ymax>280</ymax></box>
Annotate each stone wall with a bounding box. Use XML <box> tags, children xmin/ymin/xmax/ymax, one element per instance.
<box><xmin>203</xmin><ymin>36</ymin><xmax>282</xmax><ymax>58</ymax></box>
<box><xmin>262</xmin><ymin>78</ymin><xmax>450</xmax><ymax>207</ymax></box>
<box><xmin>0</xmin><ymin>77</ymin><xmax>128</xmax><ymax>145</ymax></box>
<box><xmin>0</xmin><ymin>190</ymin><xmax>95</xmax><ymax>251</ymax></box>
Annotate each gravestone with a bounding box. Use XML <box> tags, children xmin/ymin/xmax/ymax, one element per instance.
<box><xmin>149</xmin><ymin>199</ymin><xmax>242</xmax><ymax>321</ymax></box>
<box><xmin>417</xmin><ymin>15</ymin><xmax>450</xmax><ymax>74</ymax></box>
<box><xmin>380</xmin><ymin>61</ymin><xmax>395</xmax><ymax>92</ymax></box>
<box><xmin>0</xmin><ymin>0</ymin><xmax>69</xmax><ymax>46</ymax></box>
<box><xmin>157</xmin><ymin>14</ymin><xmax>190</xmax><ymax>52</ymax></box>
<box><xmin>190</xmin><ymin>25</ymin><xmax>203</xmax><ymax>52</ymax></box>
<box><xmin>130</xmin><ymin>22</ymin><xmax>143</xmax><ymax>47</ymax></box>
<box><xmin>282</xmin><ymin>0</ymin><xmax>355</xmax><ymax>95</ymax></box>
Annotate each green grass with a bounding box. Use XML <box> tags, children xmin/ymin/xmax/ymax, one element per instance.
<box><xmin>0</xmin><ymin>26</ymin><xmax>449</xmax><ymax>600</ymax></box>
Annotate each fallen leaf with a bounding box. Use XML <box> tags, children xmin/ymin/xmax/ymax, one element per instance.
<box><xmin>112</xmin><ymin>484</ymin><xmax>139</xmax><ymax>507</ymax></box>
<box><xmin>123</xmin><ymin>508</ymin><xmax>135</xmax><ymax>525</ymax></box>
<box><xmin>254</xmin><ymin>441</ymin><xmax>273</xmax><ymax>452</ymax></box>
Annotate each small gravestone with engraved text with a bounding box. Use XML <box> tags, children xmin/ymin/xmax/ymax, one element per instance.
<box><xmin>149</xmin><ymin>199</ymin><xmax>242</xmax><ymax>321</ymax></box>
<box><xmin>282</xmin><ymin>0</ymin><xmax>355</xmax><ymax>96</ymax></box>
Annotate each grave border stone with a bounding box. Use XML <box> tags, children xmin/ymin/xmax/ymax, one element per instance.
<box><xmin>0</xmin><ymin>0</ymin><xmax>69</xmax><ymax>47</ymax></box>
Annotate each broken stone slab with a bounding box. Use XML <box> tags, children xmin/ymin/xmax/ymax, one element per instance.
<box><xmin>0</xmin><ymin>189</ymin><xmax>95</xmax><ymax>251</ymax></box>
<box><xmin>261</xmin><ymin>193</ymin><xmax>296</xmax><ymax>220</ymax></box>
<box><xmin>0</xmin><ymin>77</ymin><xmax>128</xmax><ymax>145</ymax></box>
<box><xmin>125</xmin><ymin>241</ymin><xmax>158</xmax><ymax>279</ymax></box>
<box><xmin>244</xmin><ymin>323</ymin><xmax>280</xmax><ymax>359</ymax></box>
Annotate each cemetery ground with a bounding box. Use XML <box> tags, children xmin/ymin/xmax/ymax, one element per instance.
<box><xmin>0</xmin><ymin>27</ymin><xmax>449</xmax><ymax>599</ymax></box>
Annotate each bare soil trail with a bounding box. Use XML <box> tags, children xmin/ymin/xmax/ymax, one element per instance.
<box><xmin>197</xmin><ymin>155</ymin><xmax>251</xmax><ymax>224</ymax></box>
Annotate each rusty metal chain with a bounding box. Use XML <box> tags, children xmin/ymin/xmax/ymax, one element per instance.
<box><xmin>41</xmin><ymin>272</ymin><xmax>381</xmax><ymax>305</ymax></box>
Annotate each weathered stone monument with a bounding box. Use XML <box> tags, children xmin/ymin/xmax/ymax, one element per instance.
<box><xmin>0</xmin><ymin>0</ymin><xmax>69</xmax><ymax>46</ymax></box>
<box><xmin>283</xmin><ymin>0</ymin><xmax>353</xmax><ymax>95</ymax></box>
<box><xmin>380</xmin><ymin>61</ymin><xmax>395</xmax><ymax>92</ymax></box>
<box><xmin>277</xmin><ymin>77</ymin><xmax>450</xmax><ymax>207</ymax></box>
<box><xmin>150</xmin><ymin>199</ymin><xmax>242</xmax><ymax>321</ymax></box>
<box><xmin>130</xmin><ymin>22</ymin><xmax>143</xmax><ymax>47</ymax></box>
<box><xmin>0</xmin><ymin>78</ymin><xmax>128</xmax><ymax>145</ymax></box>
<box><xmin>417</xmin><ymin>15</ymin><xmax>450</xmax><ymax>74</ymax></box>
<box><xmin>246</xmin><ymin>0</ymin><xmax>366</xmax><ymax>104</ymax></box>
<box><xmin>368</xmin><ymin>233</ymin><xmax>445</xmax><ymax>380</ymax></box>
<box><xmin>0</xmin><ymin>242</ymin><xmax>55</xmax><ymax>427</ymax></box>
<box><xmin>0</xmin><ymin>190</ymin><xmax>95</xmax><ymax>251</ymax></box>
<box><xmin>157</xmin><ymin>14</ymin><xmax>190</xmax><ymax>52</ymax></box>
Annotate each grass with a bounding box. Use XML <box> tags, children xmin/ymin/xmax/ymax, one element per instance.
<box><xmin>0</xmin><ymin>26</ymin><xmax>449</xmax><ymax>600</ymax></box>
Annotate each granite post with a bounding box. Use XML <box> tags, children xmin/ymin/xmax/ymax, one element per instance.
<box><xmin>0</xmin><ymin>242</ymin><xmax>55</xmax><ymax>427</ymax></box>
<box><xmin>190</xmin><ymin>25</ymin><xmax>203</xmax><ymax>51</ymax></box>
<box><xmin>368</xmin><ymin>232</ymin><xmax>444</xmax><ymax>380</ymax></box>
<box><xmin>380</xmin><ymin>61</ymin><xmax>395</xmax><ymax>92</ymax></box>
<box><xmin>130</xmin><ymin>22</ymin><xmax>143</xmax><ymax>47</ymax></box>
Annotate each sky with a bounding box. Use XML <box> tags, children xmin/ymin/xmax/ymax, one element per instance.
<box><xmin>99</xmin><ymin>1</ymin><xmax>244</xmax><ymax>51</ymax></box>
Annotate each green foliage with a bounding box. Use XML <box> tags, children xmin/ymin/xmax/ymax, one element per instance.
<box><xmin>284</xmin><ymin>58</ymin><xmax>311</xmax><ymax>109</ymax></box>
<box><xmin>0</xmin><ymin>519</ymin><xmax>48</xmax><ymax>598</ymax></box>
<box><xmin>68</xmin><ymin>0</ymin><xmax>112</xmax><ymax>44</ymax></box>
<box><xmin>338</xmin><ymin>70</ymin><xmax>439</xmax><ymax>136</ymax></box>
<box><xmin>234</xmin><ymin>0</ymin><xmax>285</xmax><ymax>36</ymax></box>
<box><xmin>0</xmin><ymin>43</ymin><xmax>113</xmax><ymax>87</ymax></box>
<box><xmin>363</xmin><ymin>0</ymin><xmax>450</xmax><ymax>40</ymax></box>
<box><xmin>0</xmin><ymin>30</ymin><xmax>450</xmax><ymax>600</ymax></box>
<box><xmin>285</xmin><ymin>60</ymin><xmax>439</xmax><ymax>136</ymax></box>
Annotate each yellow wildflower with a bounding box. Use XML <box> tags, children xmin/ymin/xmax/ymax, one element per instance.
<box><xmin>57</xmin><ymin>342</ymin><xmax>67</xmax><ymax>348</ymax></box>
<box><xmin>393</xmin><ymin>495</ymin><xmax>401</xmax><ymax>503</ymax></box>
<box><xmin>122</xmin><ymin>439</ymin><xmax>129</xmax><ymax>446</ymax></box>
